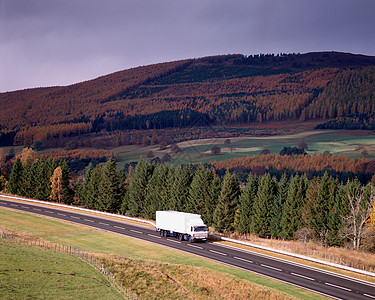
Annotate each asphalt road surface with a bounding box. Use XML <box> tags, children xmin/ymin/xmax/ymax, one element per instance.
<box><xmin>1</xmin><ymin>198</ymin><xmax>375</xmax><ymax>300</ymax></box>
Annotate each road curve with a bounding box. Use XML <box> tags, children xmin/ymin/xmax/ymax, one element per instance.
<box><xmin>1</xmin><ymin>198</ymin><xmax>375</xmax><ymax>300</ymax></box>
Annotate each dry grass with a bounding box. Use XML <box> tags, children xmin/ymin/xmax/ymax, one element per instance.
<box><xmin>93</xmin><ymin>254</ymin><xmax>291</xmax><ymax>300</ymax></box>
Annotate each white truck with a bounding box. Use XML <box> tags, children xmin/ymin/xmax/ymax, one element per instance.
<box><xmin>155</xmin><ymin>211</ymin><xmax>208</xmax><ymax>242</ymax></box>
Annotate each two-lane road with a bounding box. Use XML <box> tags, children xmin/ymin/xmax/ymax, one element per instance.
<box><xmin>1</xmin><ymin>198</ymin><xmax>375</xmax><ymax>299</ymax></box>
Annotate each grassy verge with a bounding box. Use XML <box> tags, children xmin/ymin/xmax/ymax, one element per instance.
<box><xmin>0</xmin><ymin>207</ymin><xmax>325</xmax><ymax>299</ymax></box>
<box><xmin>0</xmin><ymin>240</ymin><xmax>122</xmax><ymax>299</ymax></box>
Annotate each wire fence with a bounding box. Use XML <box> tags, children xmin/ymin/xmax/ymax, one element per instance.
<box><xmin>0</xmin><ymin>230</ymin><xmax>137</xmax><ymax>300</ymax></box>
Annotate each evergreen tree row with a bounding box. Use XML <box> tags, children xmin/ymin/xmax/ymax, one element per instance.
<box><xmin>6</xmin><ymin>157</ymin><xmax>374</xmax><ymax>248</ymax></box>
<box><xmin>7</xmin><ymin>157</ymin><xmax>72</xmax><ymax>203</ymax></box>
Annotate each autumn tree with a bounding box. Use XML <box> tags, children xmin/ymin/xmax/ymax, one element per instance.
<box><xmin>50</xmin><ymin>167</ymin><xmax>64</xmax><ymax>203</ymax></box>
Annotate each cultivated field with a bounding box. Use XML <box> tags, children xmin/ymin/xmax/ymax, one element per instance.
<box><xmin>113</xmin><ymin>129</ymin><xmax>375</xmax><ymax>168</ymax></box>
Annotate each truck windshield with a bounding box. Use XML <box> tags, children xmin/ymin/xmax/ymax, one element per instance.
<box><xmin>193</xmin><ymin>226</ymin><xmax>208</xmax><ymax>232</ymax></box>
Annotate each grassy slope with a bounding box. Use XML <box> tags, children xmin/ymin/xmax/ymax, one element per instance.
<box><xmin>0</xmin><ymin>207</ymin><xmax>325</xmax><ymax>299</ymax></box>
<box><xmin>0</xmin><ymin>241</ymin><xmax>122</xmax><ymax>299</ymax></box>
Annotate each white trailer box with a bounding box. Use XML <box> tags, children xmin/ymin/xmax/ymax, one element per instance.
<box><xmin>156</xmin><ymin>211</ymin><xmax>208</xmax><ymax>242</ymax></box>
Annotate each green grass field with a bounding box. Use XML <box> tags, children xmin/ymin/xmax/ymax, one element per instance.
<box><xmin>0</xmin><ymin>240</ymin><xmax>122</xmax><ymax>299</ymax></box>
<box><xmin>0</xmin><ymin>207</ymin><xmax>325</xmax><ymax>299</ymax></box>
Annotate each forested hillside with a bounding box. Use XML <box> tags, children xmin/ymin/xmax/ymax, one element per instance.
<box><xmin>1</xmin><ymin>52</ymin><xmax>374</xmax><ymax>148</ymax></box>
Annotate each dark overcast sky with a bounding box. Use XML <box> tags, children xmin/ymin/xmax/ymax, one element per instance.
<box><xmin>1</xmin><ymin>0</ymin><xmax>374</xmax><ymax>92</ymax></box>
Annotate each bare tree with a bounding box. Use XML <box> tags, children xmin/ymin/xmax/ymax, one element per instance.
<box><xmin>343</xmin><ymin>185</ymin><xmax>375</xmax><ymax>250</ymax></box>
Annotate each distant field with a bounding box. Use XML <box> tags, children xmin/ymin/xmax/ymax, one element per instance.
<box><xmin>0</xmin><ymin>207</ymin><xmax>323</xmax><ymax>299</ymax></box>
<box><xmin>112</xmin><ymin>130</ymin><xmax>375</xmax><ymax>168</ymax></box>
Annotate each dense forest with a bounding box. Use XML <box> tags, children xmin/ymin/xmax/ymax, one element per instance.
<box><xmin>3</xmin><ymin>155</ymin><xmax>375</xmax><ymax>251</ymax></box>
<box><xmin>211</xmin><ymin>152</ymin><xmax>375</xmax><ymax>184</ymax></box>
<box><xmin>1</xmin><ymin>52</ymin><xmax>374</xmax><ymax>148</ymax></box>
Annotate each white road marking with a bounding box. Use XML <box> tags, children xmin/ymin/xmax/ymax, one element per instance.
<box><xmin>148</xmin><ymin>234</ymin><xmax>161</xmax><ymax>239</ymax></box>
<box><xmin>45</xmin><ymin>210</ymin><xmax>54</xmax><ymax>213</ymax></box>
<box><xmin>99</xmin><ymin>222</ymin><xmax>109</xmax><ymax>226</ymax></box>
<box><xmin>261</xmin><ymin>264</ymin><xmax>282</xmax><ymax>272</ymax></box>
<box><xmin>234</xmin><ymin>256</ymin><xmax>253</xmax><ymax>264</ymax></box>
<box><xmin>57</xmin><ymin>213</ymin><xmax>66</xmax><ymax>216</ymax></box>
<box><xmin>0</xmin><ymin>202</ymin><xmax>7</xmax><ymax>204</ymax></box>
<box><xmin>364</xmin><ymin>293</ymin><xmax>375</xmax><ymax>299</ymax></box>
<box><xmin>21</xmin><ymin>206</ymin><xmax>28</xmax><ymax>208</ymax></box>
<box><xmin>33</xmin><ymin>208</ymin><xmax>41</xmax><ymax>211</ymax></box>
<box><xmin>167</xmin><ymin>239</ymin><xmax>181</xmax><ymax>244</ymax></box>
<box><xmin>114</xmin><ymin>226</ymin><xmax>126</xmax><ymax>230</ymax></box>
<box><xmin>10</xmin><ymin>204</ymin><xmax>18</xmax><ymax>206</ymax></box>
<box><xmin>70</xmin><ymin>216</ymin><xmax>80</xmax><ymax>219</ymax></box>
<box><xmin>291</xmin><ymin>272</ymin><xmax>315</xmax><ymax>281</ymax></box>
<box><xmin>84</xmin><ymin>219</ymin><xmax>94</xmax><ymax>222</ymax></box>
<box><xmin>130</xmin><ymin>229</ymin><xmax>142</xmax><ymax>234</ymax></box>
<box><xmin>187</xmin><ymin>244</ymin><xmax>203</xmax><ymax>249</ymax></box>
<box><xmin>325</xmin><ymin>282</ymin><xmax>352</xmax><ymax>292</ymax></box>
<box><xmin>209</xmin><ymin>249</ymin><xmax>227</xmax><ymax>256</ymax></box>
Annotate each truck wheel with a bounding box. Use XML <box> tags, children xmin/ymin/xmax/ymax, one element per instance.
<box><xmin>164</xmin><ymin>230</ymin><xmax>168</xmax><ymax>237</ymax></box>
<box><xmin>179</xmin><ymin>234</ymin><xmax>183</xmax><ymax>241</ymax></box>
<box><xmin>160</xmin><ymin>230</ymin><xmax>163</xmax><ymax>237</ymax></box>
<box><xmin>188</xmin><ymin>236</ymin><xmax>193</xmax><ymax>243</ymax></box>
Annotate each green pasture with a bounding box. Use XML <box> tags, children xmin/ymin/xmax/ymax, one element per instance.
<box><xmin>0</xmin><ymin>240</ymin><xmax>122</xmax><ymax>299</ymax></box>
<box><xmin>112</xmin><ymin>130</ymin><xmax>375</xmax><ymax>167</ymax></box>
<box><xmin>0</xmin><ymin>207</ymin><xmax>324</xmax><ymax>300</ymax></box>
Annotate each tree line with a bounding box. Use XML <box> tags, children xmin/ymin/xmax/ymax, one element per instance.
<box><xmin>5</xmin><ymin>157</ymin><xmax>375</xmax><ymax>250</ymax></box>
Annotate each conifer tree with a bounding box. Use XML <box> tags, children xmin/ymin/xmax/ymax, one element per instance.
<box><xmin>270</xmin><ymin>173</ymin><xmax>288</xmax><ymax>238</ymax></box>
<box><xmin>213</xmin><ymin>171</ymin><xmax>240</xmax><ymax>232</ymax></box>
<box><xmin>328</xmin><ymin>181</ymin><xmax>346</xmax><ymax>246</ymax></box>
<box><xmin>85</xmin><ymin>165</ymin><xmax>103</xmax><ymax>210</ymax></box>
<box><xmin>144</xmin><ymin>164</ymin><xmax>173</xmax><ymax>218</ymax></box>
<box><xmin>59</xmin><ymin>159</ymin><xmax>72</xmax><ymax>204</ymax></box>
<box><xmin>184</xmin><ymin>164</ymin><xmax>212</xmax><ymax>216</ymax></box>
<box><xmin>169</xmin><ymin>165</ymin><xmax>193</xmax><ymax>211</ymax></box>
<box><xmin>235</xmin><ymin>173</ymin><xmax>258</xmax><ymax>234</ymax></box>
<box><xmin>22</xmin><ymin>160</ymin><xmax>35</xmax><ymax>198</ymax></box>
<box><xmin>127</xmin><ymin>158</ymin><xmax>153</xmax><ymax>217</ymax></box>
<box><xmin>306</xmin><ymin>173</ymin><xmax>339</xmax><ymax>246</ymax></box>
<box><xmin>206</xmin><ymin>171</ymin><xmax>222</xmax><ymax>226</ymax></box>
<box><xmin>187</xmin><ymin>164</ymin><xmax>212</xmax><ymax>222</ymax></box>
<box><xmin>8</xmin><ymin>158</ymin><xmax>23</xmax><ymax>195</ymax></box>
<box><xmin>97</xmin><ymin>157</ymin><xmax>123</xmax><ymax>213</ymax></box>
<box><xmin>34</xmin><ymin>158</ymin><xmax>51</xmax><ymax>201</ymax></box>
<box><xmin>280</xmin><ymin>175</ymin><xmax>308</xmax><ymax>240</ymax></box>
<box><xmin>253</xmin><ymin>174</ymin><xmax>277</xmax><ymax>238</ymax></box>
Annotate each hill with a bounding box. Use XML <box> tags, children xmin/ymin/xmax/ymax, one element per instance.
<box><xmin>1</xmin><ymin>51</ymin><xmax>374</xmax><ymax>148</ymax></box>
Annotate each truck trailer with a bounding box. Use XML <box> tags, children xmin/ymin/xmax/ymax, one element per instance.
<box><xmin>155</xmin><ymin>211</ymin><xmax>208</xmax><ymax>242</ymax></box>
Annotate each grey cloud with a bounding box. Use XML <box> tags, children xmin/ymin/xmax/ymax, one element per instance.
<box><xmin>1</xmin><ymin>0</ymin><xmax>374</xmax><ymax>92</ymax></box>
